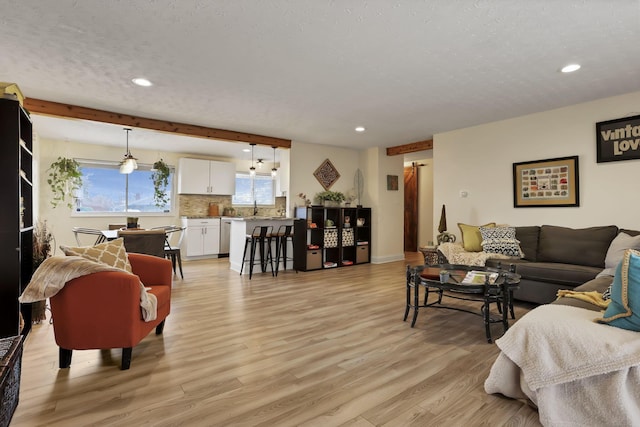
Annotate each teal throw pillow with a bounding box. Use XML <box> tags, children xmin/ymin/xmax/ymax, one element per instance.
<box><xmin>597</xmin><ymin>249</ymin><xmax>640</xmax><ymax>331</ymax></box>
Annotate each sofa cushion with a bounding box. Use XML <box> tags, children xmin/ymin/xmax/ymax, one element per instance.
<box><xmin>513</xmin><ymin>262</ymin><xmax>601</xmax><ymax>287</ymax></box>
<box><xmin>514</xmin><ymin>226</ymin><xmax>540</xmax><ymax>261</ymax></box>
<box><xmin>480</xmin><ymin>226</ymin><xmax>523</xmax><ymax>257</ymax></box>
<box><xmin>537</xmin><ymin>225</ymin><xmax>618</xmax><ymax>268</ymax></box>
<box><xmin>458</xmin><ymin>222</ymin><xmax>496</xmax><ymax>252</ymax></box>
<box><xmin>597</xmin><ymin>249</ymin><xmax>640</xmax><ymax>331</ymax></box>
<box><xmin>598</xmin><ymin>232</ymin><xmax>640</xmax><ymax>277</ymax></box>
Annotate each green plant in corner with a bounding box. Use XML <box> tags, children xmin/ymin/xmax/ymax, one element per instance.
<box><xmin>151</xmin><ymin>159</ymin><xmax>171</xmax><ymax>207</ymax></box>
<box><xmin>47</xmin><ymin>157</ymin><xmax>83</xmax><ymax>208</ymax></box>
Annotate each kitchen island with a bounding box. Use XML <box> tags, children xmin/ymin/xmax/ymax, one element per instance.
<box><xmin>229</xmin><ymin>217</ymin><xmax>295</xmax><ymax>274</ymax></box>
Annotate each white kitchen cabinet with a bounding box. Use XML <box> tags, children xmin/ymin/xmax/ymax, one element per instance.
<box><xmin>177</xmin><ymin>158</ymin><xmax>236</xmax><ymax>195</ymax></box>
<box><xmin>181</xmin><ymin>218</ymin><xmax>221</xmax><ymax>258</ymax></box>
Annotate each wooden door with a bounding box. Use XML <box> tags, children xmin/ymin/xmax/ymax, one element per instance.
<box><xmin>404</xmin><ymin>165</ymin><xmax>418</xmax><ymax>251</ymax></box>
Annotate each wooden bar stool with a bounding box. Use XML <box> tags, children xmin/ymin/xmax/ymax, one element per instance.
<box><xmin>274</xmin><ymin>224</ymin><xmax>296</xmax><ymax>276</ymax></box>
<box><xmin>240</xmin><ymin>225</ymin><xmax>274</xmax><ymax>279</ymax></box>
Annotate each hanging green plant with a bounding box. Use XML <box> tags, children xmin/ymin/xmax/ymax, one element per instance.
<box><xmin>151</xmin><ymin>159</ymin><xmax>171</xmax><ymax>207</ymax></box>
<box><xmin>47</xmin><ymin>157</ymin><xmax>83</xmax><ymax>209</ymax></box>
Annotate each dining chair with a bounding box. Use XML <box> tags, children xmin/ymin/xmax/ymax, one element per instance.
<box><xmin>117</xmin><ymin>229</ymin><xmax>167</xmax><ymax>258</ymax></box>
<box><xmin>151</xmin><ymin>226</ymin><xmax>186</xmax><ymax>278</ymax></box>
<box><xmin>71</xmin><ymin>227</ymin><xmax>106</xmax><ymax>245</ymax></box>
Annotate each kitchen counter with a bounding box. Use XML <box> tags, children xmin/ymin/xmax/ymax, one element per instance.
<box><xmin>230</xmin><ymin>216</ymin><xmax>292</xmax><ymax>221</ymax></box>
<box><xmin>229</xmin><ymin>217</ymin><xmax>295</xmax><ymax>274</ymax></box>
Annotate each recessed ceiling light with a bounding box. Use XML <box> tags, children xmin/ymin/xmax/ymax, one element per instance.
<box><xmin>132</xmin><ymin>77</ymin><xmax>153</xmax><ymax>87</ymax></box>
<box><xmin>560</xmin><ymin>64</ymin><xmax>581</xmax><ymax>73</ymax></box>
<box><xmin>242</xmin><ymin>148</ymin><xmax>251</xmax><ymax>152</ymax></box>
<box><xmin>355</xmin><ymin>126</ymin><xmax>366</xmax><ymax>132</ymax></box>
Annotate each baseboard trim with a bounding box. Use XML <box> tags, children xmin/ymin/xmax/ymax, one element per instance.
<box><xmin>371</xmin><ymin>253</ymin><xmax>405</xmax><ymax>264</ymax></box>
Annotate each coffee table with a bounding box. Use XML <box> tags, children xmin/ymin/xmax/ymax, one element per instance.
<box><xmin>404</xmin><ymin>263</ymin><xmax>520</xmax><ymax>343</ymax></box>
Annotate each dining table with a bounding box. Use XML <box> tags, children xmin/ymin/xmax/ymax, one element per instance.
<box><xmin>72</xmin><ymin>227</ymin><xmax>182</xmax><ymax>246</ymax></box>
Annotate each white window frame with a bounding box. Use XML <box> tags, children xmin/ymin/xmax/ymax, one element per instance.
<box><xmin>72</xmin><ymin>159</ymin><xmax>176</xmax><ymax>217</ymax></box>
<box><xmin>232</xmin><ymin>172</ymin><xmax>276</xmax><ymax>206</ymax></box>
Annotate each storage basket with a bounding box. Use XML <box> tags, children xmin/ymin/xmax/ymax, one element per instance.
<box><xmin>323</xmin><ymin>228</ymin><xmax>338</xmax><ymax>248</ymax></box>
<box><xmin>342</xmin><ymin>228</ymin><xmax>354</xmax><ymax>246</ymax></box>
<box><xmin>0</xmin><ymin>335</ymin><xmax>23</xmax><ymax>427</ymax></box>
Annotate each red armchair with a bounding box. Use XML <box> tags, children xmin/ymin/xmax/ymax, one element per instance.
<box><xmin>49</xmin><ymin>253</ymin><xmax>172</xmax><ymax>370</ymax></box>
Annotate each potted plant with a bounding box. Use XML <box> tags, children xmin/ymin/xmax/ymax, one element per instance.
<box><xmin>297</xmin><ymin>192</ymin><xmax>311</xmax><ymax>207</ymax></box>
<box><xmin>151</xmin><ymin>159</ymin><xmax>171</xmax><ymax>207</ymax></box>
<box><xmin>47</xmin><ymin>157</ymin><xmax>83</xmax><ymax>209</ymax></box>
<box><xmin>32</xmin><ymin>220</ymin><xmax>54</xmax><ymax>323</ymax></box>
<box><xmin>315</xmin><ymin>190</ymin><xmax>345</xmax><ymax>207</ymax></box>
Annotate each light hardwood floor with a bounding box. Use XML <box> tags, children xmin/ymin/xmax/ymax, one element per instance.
<box><xmin>13</xmin><ymin>253</ymin><xmax>541</xmax><ymax>426</ymax></box>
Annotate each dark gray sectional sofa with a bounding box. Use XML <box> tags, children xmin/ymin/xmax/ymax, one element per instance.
<box><xmin>485</xmin><ymin>225</ymin><xmax>637</xmax><ymax>304</ymax></box>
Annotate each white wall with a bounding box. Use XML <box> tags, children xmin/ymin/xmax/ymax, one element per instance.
<box><xmin>434</xmin><ymin>90</ymin><xmax>640</xmax><ymax>239</ymax></box>
<box><xmin>361</xmin><ymin>147</ymin><xmax>405</xmax><ymax>263</ymax></box>
<box><xmin>289</xmin><ymin>142</ymin><xmax>405</xmax><ymax>263</ymax></box>
<box><xmin>289</xmin><ymin>141</ymin><xmax>361</xmax><ymax>209</ymax></box>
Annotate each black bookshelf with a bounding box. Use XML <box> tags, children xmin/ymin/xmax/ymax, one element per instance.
<box><xmin>0</xmin><ymin>98</ymin><xmax>33</xmax><ymax>338</ymax></box>
<box><xmin>293</xmin><ymin>206</ymin><xmax>371</xmax><ymax>271</ymax></box>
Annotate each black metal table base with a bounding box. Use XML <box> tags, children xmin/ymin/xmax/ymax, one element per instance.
<box><xmin>404</xmin><ymin>264</ymin><xmax>519</xmax><ymax>343</ymax></box>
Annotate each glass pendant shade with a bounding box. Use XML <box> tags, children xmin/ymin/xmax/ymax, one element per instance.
<box><xmin>119</xmin><ymin>128</ymin><xmax>138</xmax><ymax>174</ymax></box>
<box><xmin>271</xmin><ymin>146</ymin><xmax>277</xmax><ymax>178</ymax></box>
<box><xmin>249</xmin><ymin>143</ymin><xmax>256</xmax><ymax>175</ymax></box>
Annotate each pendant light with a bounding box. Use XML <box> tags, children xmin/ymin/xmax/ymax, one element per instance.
<box><xmin>271</xmin><ymin>146</ymin><xmax>277</xmax><ymax>178</ymax></box>
<box><xmin>119</xmin><ymin>128</ymin><xmax>138</xmax><ymax>174</ymax></box>
<box><xmin>249</xmin><ymin>143</ymin><xmax>256</xmax><ymax>176</ymax></box>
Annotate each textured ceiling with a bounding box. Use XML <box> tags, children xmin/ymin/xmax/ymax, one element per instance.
<box><xmin>2</xmin><ymin>1</ymin><xmax>640</xmax><ymax>155</ymax></box>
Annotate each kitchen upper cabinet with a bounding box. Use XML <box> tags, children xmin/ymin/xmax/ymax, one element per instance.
<box><xmin>177</xmin><ymin>158</ymin><xmax>236</xmax><ymax>195</ymax></box>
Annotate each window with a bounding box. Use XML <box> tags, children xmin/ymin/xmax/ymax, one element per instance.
<box><xmin>232</xmin><ymin>172</ymin><xmax>275</xmax><ymax>205</ymax></box>
<box><xmin>75</xmin><ymin>161</ymin><xmax>174</xmax><ymax>213</ymax></box>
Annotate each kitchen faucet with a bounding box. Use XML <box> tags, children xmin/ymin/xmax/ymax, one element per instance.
<box><xmin>253</xmin><ymin>200</ymin><xmax>258</xmax><ymax>216</ymax></box>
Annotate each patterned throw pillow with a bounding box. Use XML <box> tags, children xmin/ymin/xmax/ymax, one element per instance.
<box><xmin>479</xmin><ymin>226</ymin><xmax>523</xmax><ymax>258</ymax></box>
<box><xmin>597</xmin><ymin>249</ymin><xmax>640</xmax><ymax>331</ymax></box>
<box><xmin>60</xmin><ymin>238</ymin><xmax>132</xmax><ymax>273</ymax></box>
<box><xmin>602</xmin><ymin>285</ymin><xmax>612</xmax><ymax>301</ymax></box>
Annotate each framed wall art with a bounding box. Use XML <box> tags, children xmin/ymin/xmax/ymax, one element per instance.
<box><xmin>313</xmin><ymin>158</ymin><xmax>340</xmax><ymax>190</ymax></box>
<box><xmin>387</xmin><ymin>174</ymin><xmax>398</xmax><ymax>191</ymax></box>
<box><xmin>596</xmin><ymin>114</ymin><xmax>640</xmax><ymax>163</ymax></box>
<box><xmin>512</xmin><ymin>156</ymin><xmax>579</xmax><ymax>208</ymax></box>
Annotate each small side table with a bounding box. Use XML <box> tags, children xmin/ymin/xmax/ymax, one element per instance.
<box><xmin>418</xmin><ymin>246</ymin><xmax>443</xmax><ymax>265</ymax></box>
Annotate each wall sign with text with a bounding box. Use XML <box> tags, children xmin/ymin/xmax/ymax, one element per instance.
<box><xmin>596</xmin><ymin>114</ymin><xmax>640</xmax><ymax>163</ymax></box>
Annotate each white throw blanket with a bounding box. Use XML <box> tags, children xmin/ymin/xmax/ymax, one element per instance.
<box><xmin>493</xmin><ymin>304</ymin><xmax>640</xmax><ymax>389</ymax></box>
<box><xmin>438</xmin><ymin>242</ymin><xmax>514</xmax><ymax>266</ymax></box>
<box><xmin>19</xmin><ymin>256</ymin><xmax>157</xmax><ymax>322</ymax></box>
<box><xmin>485</xmin><ymin>304</ymin><xmax>640</xmax><ymax>426</ymax></box>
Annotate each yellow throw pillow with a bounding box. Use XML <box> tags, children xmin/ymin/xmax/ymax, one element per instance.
<box><xmin>60</xmin><ymin>238</ymin><xmax>132</xmax><ymax>273</ymax></box>
<box><xmin>458</xmin><ymin>222</ymin><xmax>496</xmax><ymax>252</ymax></box>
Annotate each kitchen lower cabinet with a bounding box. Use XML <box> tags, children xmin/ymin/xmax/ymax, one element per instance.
<box><xmin>181</xmin><ymin>218</ymin><xmax>221</xmax><ymax>258</ymax></box>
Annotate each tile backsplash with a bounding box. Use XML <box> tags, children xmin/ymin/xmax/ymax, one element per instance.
<box><xmin>178</xmin><ymin>195</ymin><xmax>286</xmax><ymax>217</ymax></box>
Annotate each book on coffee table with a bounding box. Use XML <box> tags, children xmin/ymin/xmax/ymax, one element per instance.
<box><xmin>461</xmin><ymin>271</ymin><xmax>499</xmax><ymax>285</ymax></box>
